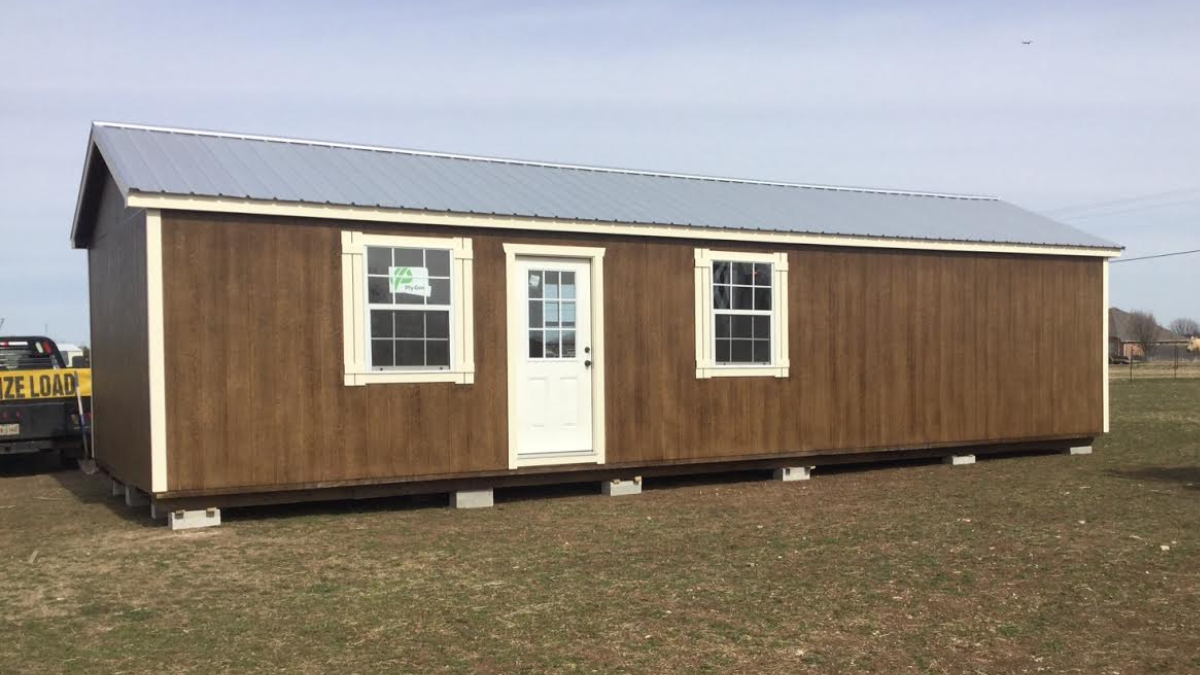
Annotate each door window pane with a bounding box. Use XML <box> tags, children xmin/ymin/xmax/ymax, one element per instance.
<box><xmin>527</xmin><ymin>268</ymin><xmax>582</xmax><ymax>360</ymax></box>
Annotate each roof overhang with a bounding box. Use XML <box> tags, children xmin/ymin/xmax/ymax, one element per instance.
<box><xmin>124</xmin><ymin>191</ymin><xmax>1125</xmax><ymax>258</ymax></box>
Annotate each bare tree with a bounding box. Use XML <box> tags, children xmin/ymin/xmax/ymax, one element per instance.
<box><xmin>1169</xmin><ymin>317</ymin><xmax>1200</xmax><ymax>338</ymax></box>
<box><xmin>1128</xmin><ymin>310</ymin><xmax>1161</xmax><ymax>360</ymax></box>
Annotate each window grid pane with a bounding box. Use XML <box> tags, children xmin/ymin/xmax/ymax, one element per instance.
<box><xmin>365</xmin><ymin>245</ymin><xmax>455</xmax><ymax>371</ymax></box>
<box><xmin>712</xmin><ymin>260</ymin><xmax>773</xmax><ymax>366</ymax></box>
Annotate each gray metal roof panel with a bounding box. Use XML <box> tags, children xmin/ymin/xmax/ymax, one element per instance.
<box><xmin>87</xmin><ymin>123</ymin><xmax>1119</xmax><ymax>249</ymax></box>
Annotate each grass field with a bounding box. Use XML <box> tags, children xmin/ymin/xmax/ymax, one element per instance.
<box><xmin>2</xmin><ymin>380</ymin><xmax>1199</xmax><ymax>674</ymax></box>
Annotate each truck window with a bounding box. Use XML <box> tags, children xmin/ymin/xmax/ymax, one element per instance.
<box><xmin>0</xmin><ymin>340</ymin><xmax>63</xmax><ymax>371</ymax></box>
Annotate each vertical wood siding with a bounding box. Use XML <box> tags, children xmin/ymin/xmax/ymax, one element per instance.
<box><xmin>160</xmin><ymin>213</ymin><xmax>1103</xmax><ymax>493</ymax></box>
<box><xmin>87</xmin><ymin>173</ymin><xmax>152</xmax><ymax>489</ymax></box>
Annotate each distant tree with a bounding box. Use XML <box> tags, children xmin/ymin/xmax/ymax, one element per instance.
<box><xmin>1169</xmin><ymin>317</ymin><xmax>1200</xmax><ymax>338</ymax></box>
<box><xmin>1129</xmin><ymin>310</ymin><xmax>1161</xmax><ymax>361</ymax></box>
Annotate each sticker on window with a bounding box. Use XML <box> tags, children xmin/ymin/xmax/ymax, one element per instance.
<box><xmin>390</xmin><ymin>266</ymin><xmax>431</xmax><ymax>297</ymax></box>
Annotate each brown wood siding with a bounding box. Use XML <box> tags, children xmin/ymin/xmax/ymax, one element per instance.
<box><xmin>161</xmin><ymin>212</ymin><xmax>1103</xmax><ymax>493</ymax></box>
<box><xmin>87</xmin><ymin>172</ymin><xmax>152</xmax><ymax>490</ymax></box>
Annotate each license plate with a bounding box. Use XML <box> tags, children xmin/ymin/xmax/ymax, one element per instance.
<box><xmin>0</xmin><ymin>423</ymin><xmax>19</xmax><ymax>437</ymax></box>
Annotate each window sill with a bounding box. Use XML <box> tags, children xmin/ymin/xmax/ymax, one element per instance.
<box><xmin>696</xmin><ymin>365</ymin><xmax>789</xmax><ymax>379</ymax></box>
<box><xmin>345</xmin><ymin>371</ymin><xmax>474</xmax><ymax>386</ymax></box>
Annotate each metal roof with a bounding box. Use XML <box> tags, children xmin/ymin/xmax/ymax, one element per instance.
<box><xmin>76</xmin><ymin>122</ymin><xmax>1119</xmax><ymax>250</ymax></box>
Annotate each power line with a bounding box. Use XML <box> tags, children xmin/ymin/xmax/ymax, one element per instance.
<box><xmin>1043</xmin><ymin>187</ymin><xmax>1200</xmax><ymax>216</ymax></box>
<box><xmin>1111</xmin><ymin>248</ymin><xmax>1200</xmax><ymax>264</ymax></box>
<box><xmin>1060</xmin><ymin>198</ymin><xmax>1200</xmax><ymax>221</ymax></box>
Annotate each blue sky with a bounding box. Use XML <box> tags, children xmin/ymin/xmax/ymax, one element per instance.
<box><xmin>1</xmin><ymin>0</ymin><xmax>1197</xmax><ymax>342</ymax></box>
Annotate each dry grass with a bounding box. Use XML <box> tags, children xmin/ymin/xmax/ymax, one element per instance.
<box><xmin>2</xmin><ymin>380</ymin><xmax>1199</xmax><ymax>674</ymax></box>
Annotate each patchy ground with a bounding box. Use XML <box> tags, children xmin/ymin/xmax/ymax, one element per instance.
<box><xmin>1</xmin><ymin>379</ymin><xmax>1198</xmax><ymax>674</ymax></box>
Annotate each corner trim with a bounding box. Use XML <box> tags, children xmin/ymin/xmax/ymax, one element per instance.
<box><xmin>145</xmin><ymin>209</ymin><xmax>168</xmax><ymax>493</ymax></box>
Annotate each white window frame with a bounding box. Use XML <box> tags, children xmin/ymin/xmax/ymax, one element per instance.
<box><xmin>341</xmin><ymin>231</ymin><xmax>475</xmax><ymax>385</ymax></box>
<box><xmin>694</xmin><ymin>248</ymin><xmax>789</xmax><ymax>378</ymax></box>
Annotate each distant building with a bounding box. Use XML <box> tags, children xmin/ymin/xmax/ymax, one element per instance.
<box><xmin>1108</xmin><ymin>308</ymin><xmax>1189</xmax><ymax>360</ymax></box>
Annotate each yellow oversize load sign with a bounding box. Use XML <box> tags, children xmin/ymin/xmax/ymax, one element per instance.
<box><xmin>0</xmin><ymin>368</ymin><xmax>92</xmax><ymax>401</ymax></box>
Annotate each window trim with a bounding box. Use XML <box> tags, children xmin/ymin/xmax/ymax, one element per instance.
<box><xmin>341</xmin><ymin>231</ymin><xmax>475</xmax><ymax>385</ymax></box>
<box><xmin>694</xmin><ymin>248</ymin><xmax>789</xmax><ymax>379</ymax></box>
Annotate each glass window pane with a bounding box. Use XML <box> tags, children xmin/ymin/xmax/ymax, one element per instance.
<box><xmin>368</xmin><ymin>277</ymin><xmax>390</xmax><ymax>303</ymax></box>
<box><xmin>370</xmin><ymin>310</ymin><xmax>394</xmax><ymax>338</ymax></box>
<box><xmin>396</xmin><ymin>311</ymin><xmax>424</xmax><ymax>338</ymax></box>
<box><xmin>426</xmin><ymin>311</ymin><xmax>449</xmax><ymax>339</ymax></box>
<box><xmin>561</xmin><ymin>272</ymin><xmax>576</xmax><ymax>299</ymax></box>
<box><xmin>562</xmin><ymin>330</ymin><xmax>576</xmax><ymax>358</ymax></box>
<box><xmin>367</xmin><ymin>247</ymin><xmax>391</xmax><ymax>274</ymax></box>
<box><xmin>394</xmin><ymin>248</ymin><xmax>423</xmax><ymax>267</ymax></box>
<box><xmin>544</xmin><ymin>301</ymin><xmax>560</xmax><ymax>328</ymax></box>
<box><xmin>754</xmin><ymin>287</ymin><xmax>772</xmax><ymax>311</ymax></box>
<box><xmin>428</xmin><ymin>278</ymin><xmax>451</xmax><ymax>305</ymax></box>
<box><xmin>732</xmin><ymin>315</ymin><xmax>753</xmax><ymax>338</ymax></box>
<box><xmin>561</xmin><ymin>301</ymin><xmax>576</xmax><ymax>328</ymax></box>
<box><xmin>545</xmin><ymin>271</ymin><xmax>559</xmax><ymax>299</ymax></box>
<box><xmin>529</xmin><ymin>330</ymin><xmax>544</xmax><ymax>358</ymax></box>
<box><xmin>753</xmin><ymin>315</ymin><xmax>770</xmax><ymax>340</ymax></box>
<box><xmin>528</xmin><ymin>271</ymin><xmax>543</xmax><ymax>299</ymax></box>
<box><xmin>715</xmin><ymin>314</ymin><xmax>731</xmax><ymax>338</ymax></box>
<box><xmin>426</xmin><ymin>249</ymin><xmax>451</xmax><ymax>277</ymax></box>
<box><xmin>713</xmin><ymin>285</ymin><xmax>731</xmax><ymax>310</ymax></box>
<box><xmin>371</xmin><ymin>339</ymin><xmax>394</xmax><ymax>368</ymax></box>
<box><xmin>426</xmin><ymin>340</ymin><xmax>450</xmax><ymax>367</ymax></box>
<box><xmin>753</xmin><ymin>263</ymin><xmax>773</xmax><ymax>286</ymax></box>
<box><xmin>733</xmin><ymin>262</ymin><xmax>755</xmax><ymax>285</ymax></box>
<box><xmin>733</xmin><ymin>286</ymin><xmax>754</xmax><ymax>310</ymax></box>
<box><xmin>544</xmin><ymin>330</ymin><xmax>561</xmax><ymax>358</ymax></box>
<box><xmin>395</xmin><ymin>290</ymin><xmax>425</xmax><ymax>305</ymax></box>
<box><xmin>731</xmin><ymin>339</ymin><xmax>753</xmax><ymax>363</ymax></box>
<box><xmin>716</xmin><ymin>339</ymin><xmax>731</xmax><ymax>363</ymax></box>
<box><xmin>712</xmin><ymin>261</ymin><xmax>731</xmax><ymax>284</ymax></box>
<box><xmin>753</xmin><ymin>339</ymin><xmax>771</xmax><ymax>364</ymax></box>
<box><xmin>528</xmin><ymin>300</ymin><xmax>543</xmax><ymax>328</ymax></box>
<box><xmin>396</xmin><ymin>340</ymin><xmax>424</xmax><ymax>366</ymax></box>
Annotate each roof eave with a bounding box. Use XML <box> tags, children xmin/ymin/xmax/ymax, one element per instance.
<box><xmin>126</xmin><ymin>191</ymin><xmax>1126</xmax><ymax>258</ymax></box>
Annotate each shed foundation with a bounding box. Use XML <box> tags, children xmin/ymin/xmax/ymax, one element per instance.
<box><xmin>601</xmin><ymin>477</ymin><xmax>642</xmax><ymax>496</ymax></box>
<box><xmin>944</xmin><ymin>454</ymin><xmax>976</xmax><ymax>466</ymax></box>
<box><xmin>168</xmin><ymin>508</ymin><xmax>221</xmax><ymax>531</ymax></box>
<box><xmin>773</xmin><ymin>466</ymin><xmax>812</xmax><ymax>482</ymax></box>
<box><xmin>452</xmin><ymin>489</ymin><xmax>493</xmax><ymax>509</ymax></box>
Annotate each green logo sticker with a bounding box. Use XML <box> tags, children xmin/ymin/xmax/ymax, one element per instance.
<box><xmin>389</xmin><ymin>266</ymin><xmax>431</xmax><ymax>297</ymax></box>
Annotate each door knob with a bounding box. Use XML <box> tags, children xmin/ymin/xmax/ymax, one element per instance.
<box><xmin>584</xmin><ymin>360</ymin><xmax>592</xmax><ymax>368</ymax></box>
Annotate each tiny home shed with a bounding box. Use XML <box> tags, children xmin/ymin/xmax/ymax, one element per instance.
<box><xmin>71</xmin><ymin>122</ymin><xmax>1121</xmax><ymax>528</ymax></box>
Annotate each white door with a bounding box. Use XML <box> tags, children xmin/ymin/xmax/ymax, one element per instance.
<box><xmin>513</xmin><ymin>257</ymin><xmax>594</xmax><ymax>460</ymax></box>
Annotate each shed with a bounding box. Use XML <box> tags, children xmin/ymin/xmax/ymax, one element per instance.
<box><xmin>71</xmin><ymin>122</ymin><xmax>1122</xmax><ymax>528</ymax></box>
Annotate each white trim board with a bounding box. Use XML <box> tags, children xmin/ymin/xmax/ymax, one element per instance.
<box><xmin>503</xmin><ymin>243</ymin><xmax>607</xmax><ymax>470</ymax></box>
<box><xmin>694</xmin><ymin>248</ymin><xmax>790</xmax><ymax>379</ymax></box>
<box><xmin>340</xmin><ymin>231</ymin><xmax>476</xmax><ymax>386</ymax></box>
<box><xmin>126</xmin><ymin>193</ymin><xmax>1122</xmax><ymax>259</ymax></box>
<box><xmin>1102</xmin><ymin>260</ymin><xmax>1110</xmax><ymax>434</ymax></box>
<box><xmin>145</xmin><ymin>209</ymin><xmax>168</xmax><ymax>493</ymax></box>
